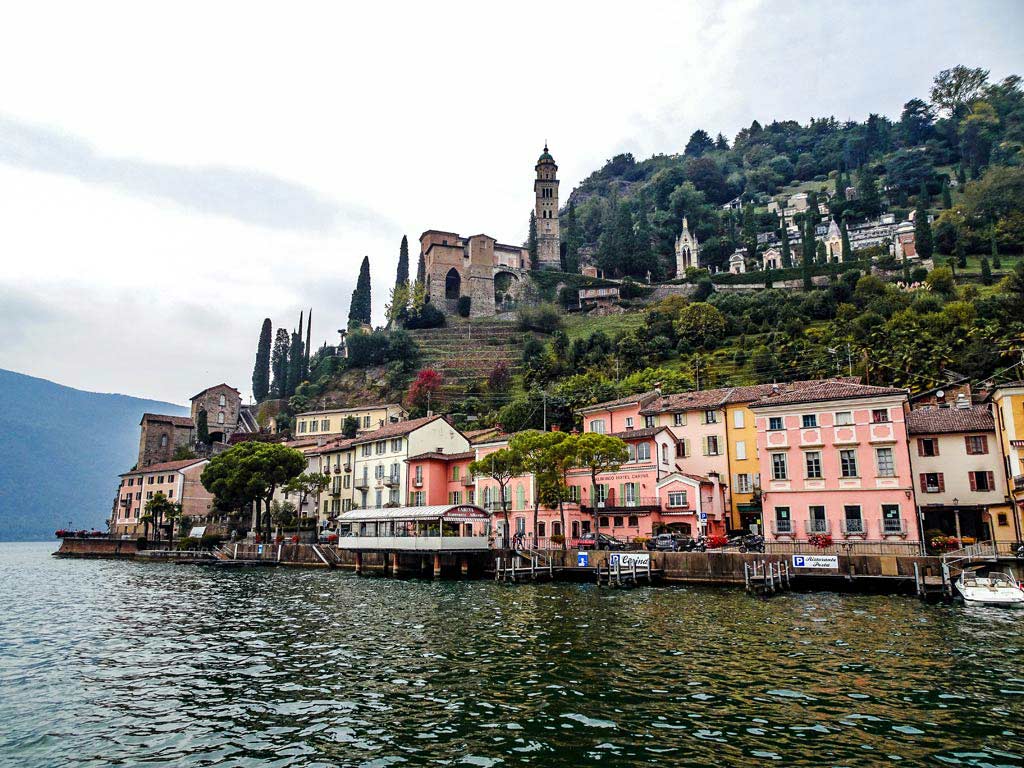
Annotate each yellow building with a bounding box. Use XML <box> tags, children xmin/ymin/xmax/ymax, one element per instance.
<box><xmin>993</xmin><ymin>381</ymin><xmax>1024</xmax><ymax>542</ymax></box>
<box><xmin>318</xmin><ymin>439</ymin><xmax>357</xmax><ymax>519</ymax></box>
<box><xmin>294</xmin><ymin>403</ymin><xmax>408</xmax><ymax>439</ymax></box>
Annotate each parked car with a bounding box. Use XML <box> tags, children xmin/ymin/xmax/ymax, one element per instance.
<box><xmin>577</xmin><ymin>532</ymin><xmax>627</xmax><ymax>551</ymax></box>
<box><xmin>645</xmin><ymin>533</ymin><xmax>690</xmax><ymax>552</ymax></box>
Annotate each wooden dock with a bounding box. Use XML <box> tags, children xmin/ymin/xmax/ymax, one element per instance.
<box><xmin>594</xmin><ymin>558</ymin><xmax>659</xmax><ymax>588</ymax></box>
<box><xmin>744</xmin><ymin>559</ymin><xmax>791</xmax><ymax>596</ymax></box>
<box><xmin>494</xmin><ymin>550</ymin><xmax>559</xmax><ymax>583</ymax></box>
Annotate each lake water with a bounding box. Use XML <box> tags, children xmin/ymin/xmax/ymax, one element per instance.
<box><xmin>1</xmin><ymin>542</ymin><xmax>1023</xmax><ymax>767</ymax></box>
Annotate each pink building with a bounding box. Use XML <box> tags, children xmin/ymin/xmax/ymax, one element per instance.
<box><xmin>750</xmin><ymin>381</ymin><xmax>919</xmax><ymax>543</ymax></box>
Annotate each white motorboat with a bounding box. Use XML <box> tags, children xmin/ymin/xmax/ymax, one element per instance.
<box><xmin>955</xmin><ymin>571</ymin><xmax>1024</xmax><ymax>606</ymax></box>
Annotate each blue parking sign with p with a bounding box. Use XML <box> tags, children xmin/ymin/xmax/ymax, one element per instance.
<box><xmin>794</xmin><ymin>556</ymin><xmax>805</xmax><ymax>567</ymax></box>
<box><xmin>577</xmin><ymin>552</ymin><xmax>589</xmax><ymax>567</ymax></box>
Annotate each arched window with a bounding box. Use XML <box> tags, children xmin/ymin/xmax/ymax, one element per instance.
<box><xmin>217</xmin><ymin>412</ymin><xmax>225</xmax><ymax>424</ymax></box>
<box><xmin>219</xmin><ymin>394</ymin><xmax>226</xmax><ymax>406</ymax></box>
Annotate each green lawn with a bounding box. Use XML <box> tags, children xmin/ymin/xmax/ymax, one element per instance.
<box><xmin>563</xmin><ymin>311</ymin><xmax>645</xmax><ymax>341</ymax></box>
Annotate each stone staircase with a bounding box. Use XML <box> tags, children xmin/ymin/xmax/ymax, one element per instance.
<box><xmin>405</xmin><ymin>318</ymin><xmax>527</xmax><ymax>403</ymax></box>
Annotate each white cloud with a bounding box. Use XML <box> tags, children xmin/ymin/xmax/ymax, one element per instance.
<box><xmin>0</xmin><ymin>0</ymin><xmax>1021</xmax><ymax>402</ymax></box>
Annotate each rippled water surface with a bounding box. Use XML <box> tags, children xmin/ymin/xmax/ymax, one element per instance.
<box><xmin>2</xmin><ymin>542</ymin><xmax>1024</xmax><ymax>767</ymax></box>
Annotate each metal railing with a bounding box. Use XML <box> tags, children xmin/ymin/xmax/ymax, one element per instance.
<box><xmin>806</xmin><ymin>518</ymin><xmax>830</xmax><ymax>534</ymax></box>
<box><xmin>882</xmin><ymin>518</ymin><xmax>907</xmax><ymax>536</ymax></box>
<box><xmin>771</xmin><ymin>520</ymin><xmax>794</xmax><ymax>536</ymax></box>
<box><xmin>765</xmin><ymin>540</ymin><xmax>922</xmax><ymax>556</ymax></box>
<box><xmin>841</xmin><ymin>519</ymin><xmax>866</xmax><ymax>536</ymax></box>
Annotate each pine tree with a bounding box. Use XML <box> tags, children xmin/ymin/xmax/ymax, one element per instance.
<box><xmin>348</xmin><ymin>256</ymin><xmax>372</xmax><ymax>329</ymax></box>
<box><xmin>395</xmin><ymin>235</ymin><xmax>409</xmax><ymax>289</ymax></box>
<box><xmin>527</xmin><ymin>211</ymin><xmax>538</xmax><ymax>270</ymax></box>
<box><xmin>714</xmin><ymin>133</ymin><xmax>729</xmax><ymax>151</ymax></box>
<box><xmin>914</xmin><ymin>203</ymin><xmax>933</xmax><ymax>262</ymax></box>
<box><xmin>980</xmin><ymin>256</ymin><xmax>993</xmax><ymax>285</ymax></box>
<box><xmin>780</xmin><ymin>218</ymin><xmax>792</xmax><ymax>268</ymax></box>
<box><xmin>287</xmin><ymin>326</ymin><xmax>304</xmax><ymax>396</ymax></box>
<box><xmin>252</xmin><ymin>318</ymin><xmax>272</xmax><ymax>402</ymax></box>
<box><xmin>840</xmin><ymin>217</ymin><xmax>853</xmax><ymax>261</ymax></box>
<box><xmin>271</xmin><ymin>328</ymin><xmax>290</xmax><ymax>398</ymax></box>
<box><xmin>991</xmin><ymin>227</ymin><xmax>1001</xmax><ymax>270</ymax></box>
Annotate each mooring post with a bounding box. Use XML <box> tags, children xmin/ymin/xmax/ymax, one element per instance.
<box><xmin>460</xmin><ymin>556</ymin><xmax>469</xmax><ymax>578</ymax></box>
<box><xmin>511</xmin><ymin>555</ymin><xmax>517</xmax><ymax>582</ymax></box>
<box><xmin>495</xmin><ymin>557</ymin><xmax>501</xmax><ymax>581</ymax></box>
<box><xmin>433</xmin><ymin>552</ymin><xmax>442</xmax><ymax>579</ymax></box>
<box><xmin>744</xmin><ymin>562</ymin><xmax>750</xmax><ymax>592</ymax></box>
<box><xmin>354</xmin><ymin>551</ymin><xmax>363</xmax><ymax>576</ymax></box>
<box><xmin>391</xmin><ymin>552</ymin><xmax>399</xmax><ymax>576</ymax></box>
<box><xmin>914</xmin><ymin>562</ymin><xmax>921</xmax><ymax>598</ymax></box>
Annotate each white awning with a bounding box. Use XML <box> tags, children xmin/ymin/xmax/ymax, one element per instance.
<box><xmin>338</xmin><ymin>504</ymin><xmax>489</xmax><ymax>524</ymax></box>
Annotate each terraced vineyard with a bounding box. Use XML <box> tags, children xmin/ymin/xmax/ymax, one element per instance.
<box><xmin>405</xmin><ymin>317</ymin><xmax>528</xmax><ymax>405</ymax></box>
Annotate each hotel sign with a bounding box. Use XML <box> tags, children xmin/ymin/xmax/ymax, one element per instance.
<box><xmin>792</xmin><ymin>554</ymin><xmax>839</xmax><ymax>569</ymax></box>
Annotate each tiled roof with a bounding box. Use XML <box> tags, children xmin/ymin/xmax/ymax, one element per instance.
<box><xmin>579</xmin><ymin>390</ymin><xmax>661</xmax><ymax>413</ymax></box>
<box><xmin>407</xmin><ymin>450</ymin><xmax>476</xmax><ymax>462</ymax></box>
<box><xmin>190</xmin><ymin>383</ymin><xmax>240</xmax><ymax>400</ymax></box>
<box><xmin>749</xmin><ymin>381</ymin><xmax>907</xmax><ymax>408</ymax></box>
<box><xmin>907</xmin><ymin>405</ymin><xmax>995</xmax><ymax>435</ymax></box>
<box><xmin>722</xmin><ymin>378</ymin><xmax>860</xmax><ymax>405</ymax></box>
<box><xmin>641</xmin><ymin>389</ymin><xmax>728</xmax><ymax>413</ymax></box>
<box><xmin>140</xmin><ymin>413</ymin><xmax>194</xmax><ymax>428</ymax></box>
<box><xmin>350</xmin><ymin>415</ymin><xmax>454</xmax><ymax>444</ymax></box>
<box><xmin>608</xmin><ymin>426</ymin><xmax>669</xmax><ymax>440</ymax></box>
<box><xmin>123</xmin><ymin>458</ymin><xmax>206</xmax><ymax>476</ymax></box>
<box><xmin>994</xmin><ymin>380</ymin><xmax>1024</xmax><ymax>390</ymax></box>
<box><xmin>296</xmin><ymin>403</ymin><xmax>405</xmax><ymax>417</ymax></box>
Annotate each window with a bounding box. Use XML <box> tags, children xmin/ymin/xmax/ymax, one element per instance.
<box><xmin>363</xmin><ymin>415</ymin><xmax>371</xmax><ymax>428</ymax></box>
<box><xmin>871</xmin><ymin>408</ymin><xmax>890</xmax><ymax>423</ymax></box>
<box><xmin>599</xmin><ymin>516</ymin><xmax>610</xmax><ymax>527</ymax></box>
<box><xmin>843</xmin><ymin>505</ymin><xmax>864</xmax><ymax>534</ymax></box>
<box><xmin>705</xmin><ymin>436</ymin><xmax>721</xmax><ymax>456</ymax></box>
<box><xmin>452</xmin><ymin>465</ymin><xmax>460</xmax><ymax>481</ymax></box>
<box><xmin>882</xmin><ymin>504</ymin><xmax>902</xmax><ymax>534</ymax></box>
<box><xmin>662</xmin><ymin>443</ymin><xmax>669</xmax><ymax>464</ymax></box>
<box><xmin>673</xmin><ymin>413</ymin><xmax>685</xmax><ymax>426</ymax></box>
<box><xmin>768</xmin><ymin>417</ymin><xmax>784</xmax><ymax>431</ymax></box>
<box><xmin>516</xmin><ymin>485</ymin><xmax>525</xmax><ymax>510</ymax></box>
<box><xmin>375</xmin><ymin>490</ymin><xmax>382</xmax><ymax>507</ymax></box>
<box><xmin>808</xmin><ymin>505</ymin><xmax>827</xmax><ymax>533</ymax></box>
<box><xmin>343</xmin><ymin>475</ymin><xmax>350</xmax><ymax>489</ymax></box>
<box><xmin>805</xmin><ymin>451</ymin><xmax>822</xmax><ymax>479</ymax></box>
<box><xmin>160</xmin><ymin>435</ymin><xmax>168</xmax><ymax>447</ymax></box>
<box><xmin>875</xmin><ymin>447</ymin><xmax>895</xmax><ymax>477</ymax></box>
<box><xmin>704</xmin><ymin>411</ymin><xmax>718</xmax><ymax>424</ymax></box>
<box><xmin>970</xmin><ymin>471</ymin><xmax>995</xmax><ymax>492</ymax></box>
<box><xmin>636</xmin><ymin>442</ymin><xmax>651</xmax><ymax>462</ymax></box>
<box><xmin>998</xmin><ymin>513</ymin><xmax>1009</xmax><ymax>527</ymax></box>
<box><xmin>965</xmin><ymin>435</ymin><xmax>988</xmax><ymax>455</ymax></box>
<box><xmin>391</xmin><ymin>438</ymin><xmax>403</xmax><ymax>451</ymax></box>
<box><xmin>389</xmin><ymin>489</ymin><xmax>400</xmax><ymax>505</ymax></box>
<box><xmin>835</xmin><ymin>411</ymin><xmax>853</xmax><ymax>426</ymax></box>
<box><xmin>735</xmin><ymin>441</ymin><xmax>747</xmax><ymax>461</ymax></box>
<box><xmin>840</xmin><ymin>449</ymin><xmax>858</xmax><ymax>478</ymax></box>
<box><xmin>146</xmin><ymin>491</ymin><xmax>153</xmax><ymax>500</ymax></box>
<box><xmin>157</xmin><ymin>475</ymin><xmax>164</xmax><ymax>483</ymax></box>
<box><xmin>410</xmin><ymin>491</ymin><xmax>424</xmax><ymax>506</ymax></box>
<box><xmin>802</xmin><ymin>414</ymin><xmax>818</xmax><ymax>428</ymax></box>
<box><xmin>589</xmin><ymin>419</ymin><xmax>606</xmax><ymax>434</ymax></box>
<box><xmin>625</xmin><ymin>417</ymin><xmax>634</xmax><ymax>429</ymax></box>
<box><xmin>613</xmin><ymin>516</ymin><xmax>624</xmax><ymax>527</ymax></box>
<box><xmin>918</xmin><ymin>438</ymin><xmax>939</xmax><ymax>457</ymax></box>
<box><xmin>735</xmin><ymin>474</ymin><xmax>752</xmax><ymax>493</ymax></box>
<box><xmin>374</xmin><ymin>465</ymin><xmax>385</xmax><ymax>479</ymax></box>
<box><xmin>148</xmin><ymin>476</ymin><xmax>155</xmax><ymax>485</ymax></box>
<box><xmin>321</xmin><ymin>419</ymin><xmax>330</xmax><ymax>431</ymax></box>
<box><xmin>361</xmin><ymin>444</ymin><xmax>371</xmax><ymax>457</ymax></box>
<box><xmin>644</xmin><ymin>415</ymin><xmax>655</xmax><ymax>429</ymax></box>
<box><xmin>626</xmin><ymin>444</ymin><xmax>635</xmax><ymax>462</ymax></box>
<box><xmin>375</xmin><ymin>441</ymin><xmax>385</xmax><ymax>455</ymax></box>
<box><xmin>676</xmin><ymin>440</ymin><xmax>688</xmax><ymax>458</ymax></box>
<box><xmin>568</xmin><ymin>485</ymin><xmax>581</xmax><ymax>503</ymax></box>
<box><xmin>217</xmin><ymin>412</ymin><xmax>225</xmax><ymax>424</ymax></box>
<box><xmin>414</xmin><ymin>465</ymin><xmax>423</xmax><ymax>484</ymax></box>
<box><xmin>538</xmin><ymin>522</ymin><xmax>546</xmax><ymax>537</ymax></box>
<box><xmin>733</xmin><ymin>410</ymin><xmax>745</xmax><ymax>429</ymax></box>
<box><xmin>622</xmin><ymin>483</ymin><xmax>638</xmax><ymax>505</ymax></box>
<box><xmin>594</xmin><ymin>484</ymin><xmax>608</xmax><ymax>503</ymax></box>
<box><xmin>771</xmin><ymin>453</ymin><xmax>788</xmax><ymax>480</ymax></box>
<box><xmin>219</xmin><ymin>394</ymin><xmax>226</xmax><ymax>407</ymax></box>
<box><xmin>449</xmin><ymin>491</ymin><xmax>463</xmax><ymax>505</ymax></box>
<box><xmin>774</xmin><ymin>507</ymin><xmax>792</xmax><ymax>534</ymax></box>
<box><xmin>668</xmin><ymin>491</ymin><xmax>688</xmax><ymax>508</ymax></box>
<box><xmin>920</xmin><ymin>473</ymin><xmax>943</xmax><ymax>493</ymax></box>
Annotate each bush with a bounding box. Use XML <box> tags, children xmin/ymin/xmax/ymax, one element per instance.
<box><xmin>517</xmin><ymin>303</ymin><xmax>564</xmax><ymax>334</ymax></box>
<box><xmin>457</xmin><ymin>296</ymin><xmax>472</xmax><ymax>317</ymax></box>
<box><xmin>200</xmin><ymin>534</ymin><xmax>223</xmax><ymax>549</ymax></box>
<box><xmin>549</xmin><ymin>534</ymin><xmax>565</xmax><ymax>546</ymax></box>
<box><xmin>404</xmin><ymin>303</ymin><xmax>446</xmax><ymax>329</ymax></box>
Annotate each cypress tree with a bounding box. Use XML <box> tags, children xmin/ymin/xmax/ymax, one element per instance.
<box><xmin>780</xmin><ymin>218</ymin><xmax>792</xmax><ymax>268</ymax></box>
<box><xmin>287</xmin><ymin>326</ymin><xmax>304</xmax><ymax>396</ymax></box>
<box><xmin>942</xmin><ymin>182</ymin><xmax>953</xmax><ymax>209</ymax></box>
<box><xmin>840</xmin><ymin>217</ymin><xmax>853</xmax><ymax>261</ymax></box>
<box><xmin>764</xmin><ymin>267</ymin><xmax>773</xmax><ymax>289</ymax></box>
<box><xmin>271</xmin><ymin>328</ymin><xmax>290</xmax><ymax>398</ymax></box>
<box><xmin>527</xmin><ymin>212</ymin><xmax>538</xmax><ymax>270</ymax></box>
<box><xmin>395</xmin><ymin>236</ymin><xmax>409</xmax><ymax>289</ymax></box>
<box><xmin>742</xmin><ymin>204</ymin><xmax>757</xmax><ymax>262</ymax></box>
<box><xmin>252</xmin><ymin>318</ymin><xmax>272</xmax><ymax>402</ymax></box>
<box><xmin>303</xmin><ymin>309</ymin><xmax>312</xmax><ymax>379</ymax></box>
<box><xmin>816</xmin><ymin>240</ymin><xmax>827</xmax><ymax>266</ymax></box>
<box><xmin>349</xmin><ymin>256</ymin><xmax>372</xmax><ymax>328</ymax></box>
<box><xmin>196</xmin><ymin>409</ymin><xmax>209</xmax><ymax>445</ymax></box>
<box><xmin>918</xmin><ymin>182</ymin><xmax>931</xmax><ymax>208</ymax></box>
<box><xmin>914</xmin><ymin>203</ymin><xmax>933</xmax><ymax>262</ymax></box>
<box><xmin>954</xmin><ymin>234</ymin><xmax>966</xmax><ymax>271</ymax></box>
<box><xmin>415</xmin><ymin>250</ymin><xmax>425</xmax><ymax>285</ymax></box>
<box><xmin>802</xmin><ymin>217</ymin><xmax>816</xmax><ymax>269</ymax></box>
<box><xmin>801</xmin><ymin>242</ymin><xmax>813</xmax><ymax>290</ymax></box>
<box><xmin>980</xmin><ymin>256</ymin><xmax>993</xmax><ymax>285</ymax></box>
<box><xmin>991</xmin><ymin>227</ymin><xmax>1001</xmax><ymax>270</ymax></box>
<box><xmin>564</xmin><ymin>202</ymin><xmax>581</xmax><ymax>273</ymax></box>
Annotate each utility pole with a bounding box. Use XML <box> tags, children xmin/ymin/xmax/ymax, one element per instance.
<box><xmin>542</xmin><ymin>391</ymin><xmax>547</xmax><ymax>432</ymax></box>
<box><xmin>694</xmin><ymin>355</ymin><xmax>701</xmax><ymax>390</ymax></box>
<box><xmin>846</xmin><ymin>344</ymin><xmax>853</xmax><ymax>377</ymax></box>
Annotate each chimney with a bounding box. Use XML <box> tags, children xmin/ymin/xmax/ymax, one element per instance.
<box><xmin>436</xmin><ymin>447</ymin><xmax>444</xmax><ymax>453</ymax></box>
<box><xmin>955</xmin><ymin>393</ymin><xmax>970</xmax><ymax>410</ymax></box>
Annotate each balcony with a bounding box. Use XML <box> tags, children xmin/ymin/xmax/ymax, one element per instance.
<box><xmin>384</xmin><ymin>475</ymin><xmax>401</xmax><ymax>488</ymax></box>
<box><xmin>343</xmin><ymin>462</ymin><xmax>352</xmax><ymax>473</ymax></box>
<box><xmin>1014</xmin><ymin>475</ymin><xmax>1024</xmax><ymax>492</ymax></box>
<box><xmin>581</xmin><ymin>494</ymin><xmax>661</xmax><ymax>514</ymax></box>
<box><xmin>882</xmin><ymin>518</ymin><xmax>907</xmax><ymax>537</ymax></box>
<box><xmin>462</xmin><ymin>476</ymin><xmax>476</xmax><ymax>487</ymax></box>
<box><xmin>770</xmin><ymin>519</ymin><xmax>795</xmax><ymax>537</ymax></box>
<box><xmin>413</xmin><ymin>478</ymin><xmax>423</xmax><ymax>488</ymax></box>
<box><xmin>805</xmin><ymin>518</ymin><xmax>830</xmax><ymax>535</ymax></box>
<box><xmin>354</xmin><ymin>478</ymin><xmax>370</xmax><ymax>490</ymax></box>
<box><xmin>841</xmin><ymin>518</ymin><xmax>867</xmax><ymax>537</ymax></box>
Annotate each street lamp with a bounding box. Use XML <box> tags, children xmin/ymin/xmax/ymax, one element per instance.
<box><xmin>952</xmin><ymin>497</ymin><xmax>963</xmax><ymax>544</ymax></box>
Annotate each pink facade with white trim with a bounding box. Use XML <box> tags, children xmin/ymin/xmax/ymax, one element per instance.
<box><xmin>751</xmin><ymin>388</ymin><xmax>919</xmax><ymax>543</ymax></box>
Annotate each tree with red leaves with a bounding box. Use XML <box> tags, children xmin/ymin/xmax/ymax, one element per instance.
<box><xmin>407</xmin><ymin>368</ymin><xmax>443</xmax><ymax>415</ymax></box>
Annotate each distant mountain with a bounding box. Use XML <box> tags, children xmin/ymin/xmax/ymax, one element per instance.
<box><xmin>0</xmin><ymin>369</ymin><xmax>188</xmax><ymax>541</ymax></box>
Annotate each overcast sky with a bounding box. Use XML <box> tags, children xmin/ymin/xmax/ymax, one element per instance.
<box><xmin>1</xmin><ymin>0</ymin><xmax>1022</xmax><ymax>404</ymax></box>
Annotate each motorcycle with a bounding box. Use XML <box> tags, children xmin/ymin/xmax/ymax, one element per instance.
<box><xmin>1013</xmin><ymin>542</ymin><xmax>1024</xmax><ymax>560</ymax></box>
<box><xmin>685</xmin><ymin>535</ymin><xmax>707</xmax><ymax>553</ymax></box>
<box><xmin>739</xmin><ymin>533</ymin><xmax>765</xmax><ymax>554</ymax></box>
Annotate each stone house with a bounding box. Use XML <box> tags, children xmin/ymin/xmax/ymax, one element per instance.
<box><xmin>137</xmin><ymin>413</ymin><xmax>194</xmax><ymax>467</ymax></box>
<box><xmin>190</xmin><ymin>383</ymin><xmax>241</xmax><ymax>444</ymax></box>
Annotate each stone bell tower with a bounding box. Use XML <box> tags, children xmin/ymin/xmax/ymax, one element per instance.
<box><xmin>534</xmin><ymin>143</ymin><xmax>560</xmax><ymax>270</ymax></box>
